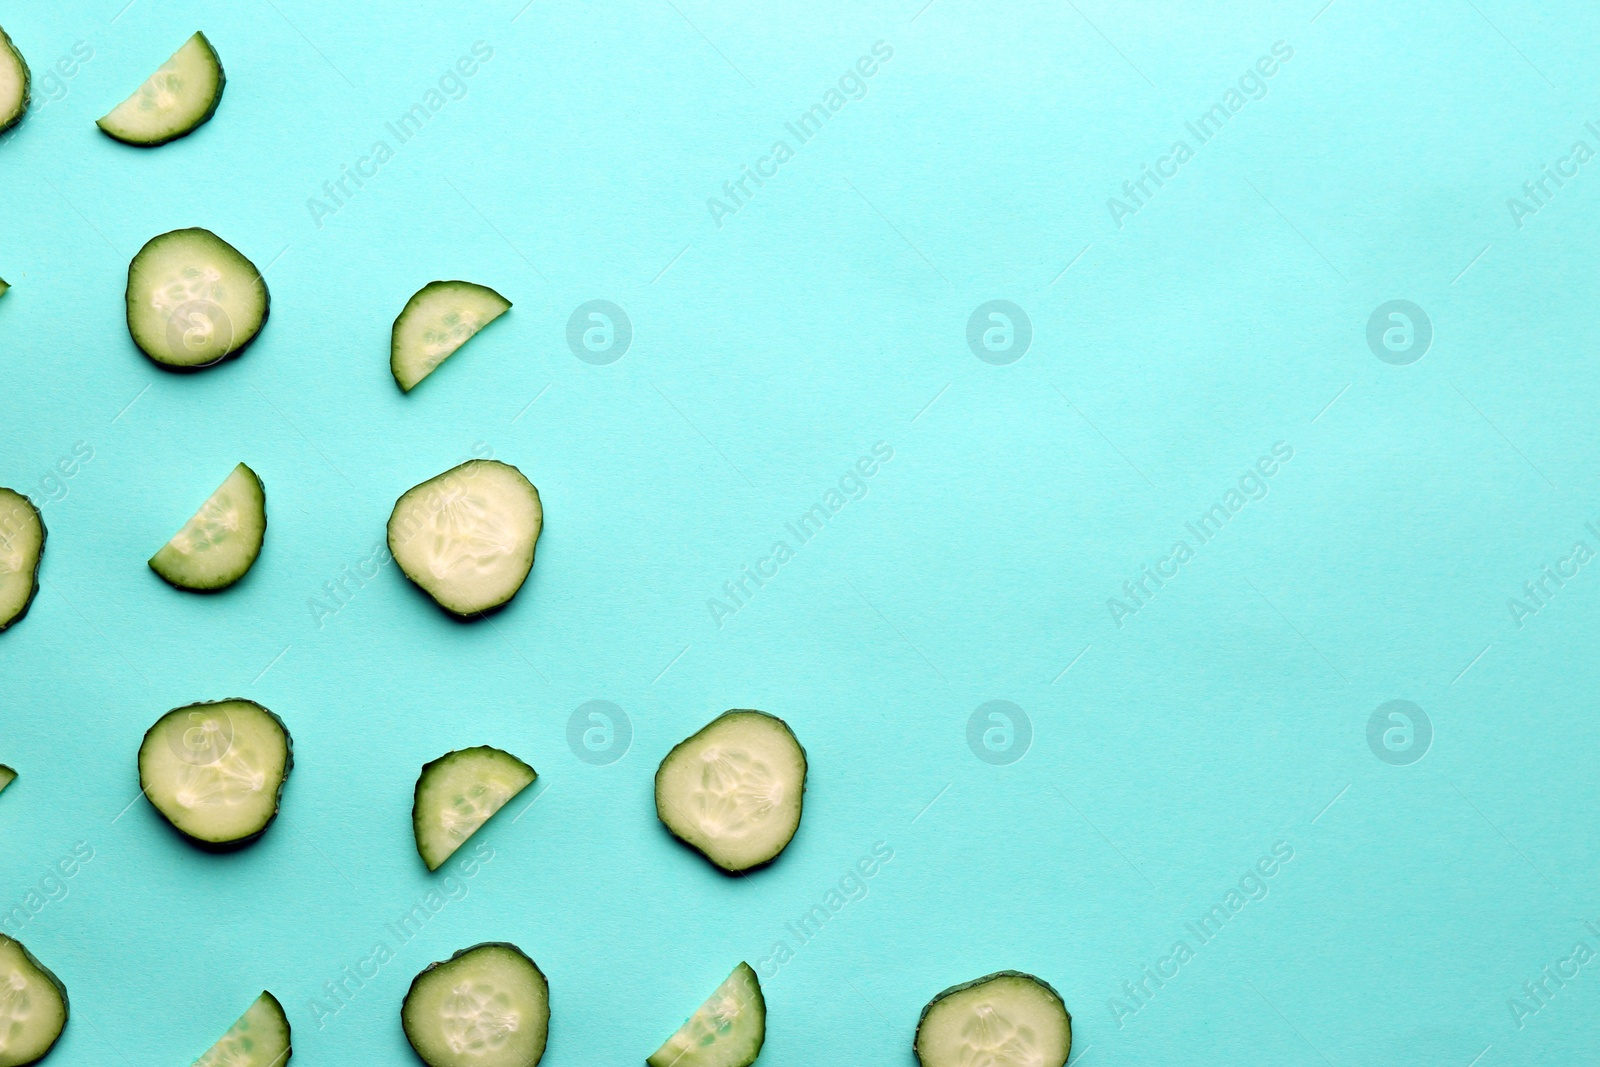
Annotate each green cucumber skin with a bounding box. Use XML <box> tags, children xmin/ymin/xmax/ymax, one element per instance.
<box><xmin>0</xmin><ymin>936</ymin><xmax>68</xmax><ymax>1067</ymax></box>
<box><xmin>0</xmin><ymin>492</ymin><xmax>43</xmax><ymax>633</ymax></box>
<box><xmin>912</xmin><ymin>971</ymin><xmax>1071</xmax><ymax>1067</ymax></box>
<box><xmin>138</xmin><ymin>699</ymin><xmax>294</xmax><ymax>851</ymax></box>
<box><xmin>125</xmin><ymin>228</ymin><xmax>271</xmax><ymax>372</ymax></box>
<box><xmin>98</xmin><ymin>32</ymin><xmax>225</xmax><ymax>148</ymax></box>
<box><xmin>0</xmin><ymin>27</ymin><xmax>29</xmax><ymax>136</ymax></box>
<box><xmin>654</xmin><ymin>710</ymin><xmax>808</xmax><ymax>875</ymax></box>
<box><xmin>148</xmin><ymin>464</ymin><xmax>266</xmax><ymax>592</ymax></box>
<box><xmin>412</xmin><ymin>746</ymin><xmax>536</xmax><ymax>871</ymax></box>
<box><xmin>402</xmin><ymin>942</ymin><xmax>548</xmax><ymax>1066</ymax></box>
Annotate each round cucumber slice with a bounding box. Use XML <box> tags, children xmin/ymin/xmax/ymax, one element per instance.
<box><xmin>138</xmin><ymin>699</ymin><xmax>292</xmax><ymax>848</ymax></box>
<box><xmin>148</xmin><ymin>463</ymin><xmax>266</xmax><ymax>591</ymax></box>
<box><xmin>387</xmin><ymin>460</ymin><xmax>542</xmax><ymax>617</ymax></box>
<box><xmin>402</xmin><ymin>943</ymin><xmax>549</xmax><ymax>1067</ymax></box>
<box><xmin>413</xmin><ymin>747</ymin><xmax>536</xmax><ymax>871</ymax></box>
<box><xmin>647</xmin><ymin>963</ymin><xmax>765</xmax><ymax>1067</ymax></box>
<box><xmin>0</xmin><ymin>936</ymin><xmax>67</xmax><ymax>1067</ymax></box>
<box><xmin>125</xmin><ymin>228</ymin><xmax>269</xmax><ymax>370</ymax></box>
<box><xmin>914</xmin><ymin>971</ymin><xmax>1071</xmax><ymax>1067</ymax></box>
<box><xmin>96</xmin><ymin>31</ymin><xmax>224</xmax><ymax>146</ymax></box>
<box><xmin>655</xmin><ymin>710</ymin><xmax>807</xmax><ymax>873</ymax></box>
<box><xmin>0</xmin><ymin>27</ymin><xmax>29</xmax><ymax>136</ymax></box>
<box><xmin>0</xmin><ymin>489</ymin><xmax>44</xmax><ymax>633</ymax></box>
<box><xmin>391</xmin><ymin>281</ymin><xmax>512</xmax><ymax>392</ymax></box>
<box><xmin>194</xmin><ymin>991</ymin><xmax>291</xmax><ymax>1067</ymax></box>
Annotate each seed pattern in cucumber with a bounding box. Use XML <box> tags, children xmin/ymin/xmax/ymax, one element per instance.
<box><xmin>138</xmin><ymin>699</ymin><xmax>293</xmax><ymax>847</ymax></box>
<box><xmin>647</xmin><ymin>963</ymin><xmax>765</xmax><ymax>1067</ymax></box>
<box><xmin>402</xmin><ymin>943</ymin><xmax>549</xmax><ymax>1067</ymax></box>
<box><xmin>913</xmin><ymin>971</ymin><xmax>1071</xmax><ymax>1067</ymax></box>
<box><xmin>193</xmin><ymin>991</ymin><xmax>291</xmax><ymax>1067</ymax></box>
<box><xmin>149</xmin><ymin>463</ymin><xmax>266</xmax><ymax>591</ymax></box>
<box><xmin>413</xmin><ymin>747</ymin><xmax>536</xmax><ymax>870</ymax></box>
<box><xmin>96</xmin><ymin>32</ymin><xmax>224</xmax><ymax>146</ymax></box>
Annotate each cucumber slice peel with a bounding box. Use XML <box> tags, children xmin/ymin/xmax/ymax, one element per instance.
<box><xmin>402</xmin><ymin>943</ymin><xmax>549</xmax><ymax>1067</ymax></box>
<box><xmin>391</xmin><ymin>281</ymin><xmax>511</xmax><ymax>392</ymax></box>
<box><xmin>0</xmin><ymin>766</ymin><xmax>13</xmax><ymax>795</ymax></box>
<box><xmin>387</xmin><ymin>460</ymin><xmax>542</xmax><ymax>618</ymax></box>
<box><xmin>96</xmin><ymin>32</ymin><xmax>223</xmax><ymax>146</ymax></box>
<box><xmin>413</xmin><ymin>747</ymin><xmax>536</xmax><ymax>871</ymax></box>
<box><xmin>193</xmin><ymin>991</ymin><xmax>291</xmax><ymax>1067</ymax></box>
<box><xmin>149</xmin><ymin>463</ymin><xmax>266</xmax><ymax>591</ymax></box>
<box><xmin>647</xmin><ymin>963</ymin><xmax>765</xmax><ymax>1067</ymax></box>
<box><xmin>0</xmin><ymin>489</ymin><xmax>44</xmax><ymax>633</ymax></box>
<box><xmin>0</xmin><ymin>936</ymin><xmax>68</xmax><ymax>1067</ymax></box>
<box><xmin>125</xmin><ymin>227</ymin><xmax>269</xmax><ymax>370</ymax></box>
<box><xmin>914</xmin><ymin>971</ymin><xmax>1071</xmax><ymax>1067</ymax></box>
<box><xmin>0</xmin><ymin>27</ymin><xmax>29</xmax><ymax>135</ymax></box>
<box><xmin>0</xmin><ymin>279</ymin><xmax>9</xmax><ymax>298</ymax></box>
<box><xmin>655</xmin><ymin>711</ymin><xmax>807</xmax><ymax>873</ymax></box>
<box><xmin>138</xmin><ymin>699</ymin><xmax>292</xmax><ymax>848</ymax></box>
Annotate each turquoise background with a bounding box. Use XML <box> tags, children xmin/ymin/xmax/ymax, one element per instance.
<box><xmin>2</xmin><ymin>0</ymin><xmax>1599</xmax><ymax>1064</ymax></box>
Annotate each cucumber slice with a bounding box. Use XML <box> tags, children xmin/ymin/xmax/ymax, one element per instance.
<box><xmin>0</xmin><ymin>936</ymin><xmax>67</xmax><ymax>1067</ymax></box>
<box><xmin>914</xmin><ymin>972</ymin><xmax>1071</xmax><ymax>1067</ymax></box>
<box><xmin>390</xmin><ymin>281</ymin><xmax>511</xmax><ymax>392</ymax></box>
<box><xmin>96</xmin><ymin>32</ymin><xmax>223</xmax><ymax>147</ymax></box>
<box><xmin>0</xmin><ymin>27</ymin><xmax>28</xmax><ymax>135</ymax></box>
<box><xmin>413</xmin><ymin>747</ymin><xmax>535</xmax><ymax>871</ymax></box>
<box><xmin>0</xmin><ymin>489</ymin><xmax>43</xmax><ymax>633</ymax></box>
<box><xmin>138</xmin><ymin>699</ymin><xmax>292</xmax><ymax>848</ymax></box>
<box><xmin>647</xmin><ymin>963</ymin><xmax>765</xmax><ymax>1067</ymax></box>
<box><xmin>655</xmin><ymin>711</ymin><xmax>807</xmax><ymax>873</ymax></box>
<box><xmin>194</xmin><ymin>991</ymin><xmax>291</xmax><ymax>1067</ymax></box>
<box><xmin>0</xmin><ymin>279</ymin><xmax>9</xmax><ymax>298</ymax></box>
<box><xmin>149</xmin><ymin>463</ymin><xmax>266</xmax><ymax>591</ymax></box>
<box><xmin>387</xmin><ymin>460</ymin><xmax>542</xmax><ymax>617</ymax></box>
<box><xmin>125</xmin><ymin>228</ymin><xmax>269</xmax><ymax>370</ymax></box>
<box><xmin>0</xmin><ymin>766</ymin><xmax>13</xmax><ymax>795</ymax></box>
<box><xmin>402</xmin><ymin>943</ymin><xmax>549</xmax><ymax>1067</ymax></box>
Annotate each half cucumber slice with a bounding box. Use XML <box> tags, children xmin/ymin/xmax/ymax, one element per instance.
<box><xmin>391</xmin><ymin>281</ymin><xmax>511</xmax><ymax>392</ymax></box>
<box><xmin>194</xmin><ymin>991</ymin><xmax>291</xmax><ymax>1067</ymax></box>
<box><xmin>402</xmin><ymin>943</ymin><xmax>548</xmax><ymax>1067</ymax></box>
<box><xmin>149</xmin><ymin>463</ymin><xmax>266</xmax><ymax>591</ymax></box>
<box><xmin>655</xmin><ymin>711</ymin><xmax>807</xmax><ymax>873</ymax></box>
<box><xmin>387</xmin><ymin>460</ymin><xmax>542</xmax><ymax>617</ymax></box>
<box><xmin>647</xmin><ymin>963</ymin><xmax>765</xmax><ymax>1067</ymax></box>
<box><xmin>914</xmin><ymin>971</ymin><xmax>1071</xmax><ymax>1067</ymax></box>
<box><xmin>96</xmin><ymin>32</ymin><xmax>223</xmax><ymax>146</ymax></box>
<box><xmin>0</xmin><ymin>936</ymin><xmax>67</xmax><ymax>1067</ymax></box>
<box><xmin>126</xmin><ymin>228</ymin><xmax>268</xmax><ymax>370</ymax></box>
<box><xmin>413</xmin><ymin>747</ymin><xmax>535</xmax><ymax>871</ymax></box>
<box><xmin>0</xmin><ymin>279</ymin><xmax>9</xmax><ymax>298</ymax></box>
<box><xmin>0</xmin><ymin>766</ymin><xmax>13</xmax><ymax>795</ymax></box>
<box><xmin>138</xmin><ymin>699</ymin><xmax>292</xmax><ymax>848</ymax></box>
<box><xmin>0</xmin><ymin>489</ymin><xmax>44</xmax><ymax>633</ymax></box>
<box><xmin>0</xmin><ymin>27</ymin><xmax>28</xmax><ymax>135</ymax></box>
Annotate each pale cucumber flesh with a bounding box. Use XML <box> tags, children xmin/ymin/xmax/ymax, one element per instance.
<box><xmin>655</xmin><ymin>711</ymin><xmax>807</xmax><ymax>873</ymax></box>
<box><xmin>914</xmin><ymin>972</ymin><xmax>1071</xmax><ymax>1067</ymax></box>
<box><xmin>149</xmin><ymin>463</ymin><xmax>266</xmax><ymax>591</ymax></box>
<box><xmin>647</xmin><ymin>963</ymin><xmax>765</xmax><ymax>1067</ymax></box>
<box><xmin>413</xmin><ymin>747</ymin><xmax>536</xmax><ymax>871</ymax></box>
<box><xmin>97</xmin><ymin>32</ymin><xmax>223</xmax><ymax>146</ymax></box>
<box><xmin>402</xmin><ymin>944</ymin><xmax>548</xmax><ymax>1067</ymax></box>
<box><xmin>391</xmin><ymin>281</ymin><xmax>511</xmax><ymax>391</ymax></box>
<box><xmin>125</xmin><ymin>228</ymin><xmax>268</xmax><ymax>369</ymax></box>
<box><xmin>138</xmin><ymin>700</ymin><xmax>292</xmax><ymax>846</ymax></box>
<box><xmin>193</xmin><ymin>991</ymin><xmax>291</xmax><ymax>1067</ymax></box>
<box><xmin>387</xmin><ymin>460</ymin><xmax>542</xmax><ymax>617</ymax></box>
<box><xmin>0</xmin><ymin>489</ymin><xmax>43</xmax><ymax>632</ymax></box>
<box><xmin>0</xmin><ymin>937</ymin><xmax>67</xmax><ymax>1067</ymax></box>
